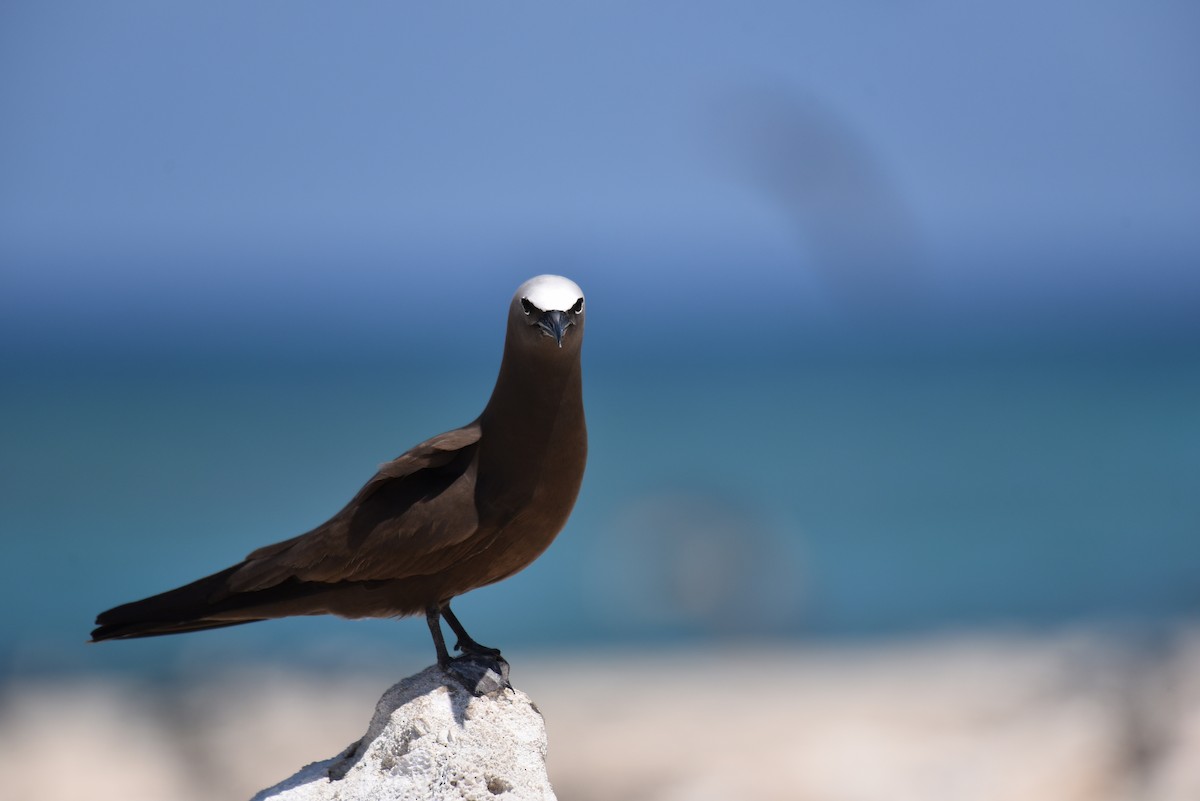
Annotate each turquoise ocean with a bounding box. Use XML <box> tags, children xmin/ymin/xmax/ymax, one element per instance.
<box><xmin>3</xmin><ymin>342</ymin><xmax>1198</xmax><ymax>679</ymax></box>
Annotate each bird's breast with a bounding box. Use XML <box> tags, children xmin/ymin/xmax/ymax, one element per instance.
<box><xmin>462</xmin><ymin>424</ymin><xmax>585</xmax><ymax>589</ymax></box>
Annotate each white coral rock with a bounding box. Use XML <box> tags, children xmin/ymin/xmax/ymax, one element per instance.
<box><xmin>252</xmin><ymin>666</ymin><xmax>555</xmax><ymax>801</ymax></box>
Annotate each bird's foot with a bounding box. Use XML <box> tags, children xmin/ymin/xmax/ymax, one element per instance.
<box><xmin>454</xmin><ymin>637</ymin><xmax>503</xmax><ymax>660</ymax></box>
<box><xmin>444</xmin><ymin>652</ymin><xmax>511</xmax><ymax>696</ymax></box>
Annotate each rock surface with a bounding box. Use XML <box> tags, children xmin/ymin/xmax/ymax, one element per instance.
<box><xmin>252</xmin><ymin>665</ymin><xmax>555</xmax><ymax>801</ymax></box>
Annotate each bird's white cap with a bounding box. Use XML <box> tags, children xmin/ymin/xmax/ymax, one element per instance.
<box><xmin>516</xmin><ymin>275</ymin><xmax>585</xmax><ymax>312</ymax></box>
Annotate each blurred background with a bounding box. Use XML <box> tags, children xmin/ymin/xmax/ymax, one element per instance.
<box><xmin>2</xmin><ymin>2</ymin><xmax>1199</xmax><ymax>800</ymax></box>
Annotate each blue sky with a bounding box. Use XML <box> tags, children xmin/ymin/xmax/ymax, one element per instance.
<box><xmin>2</xmin><ymin>1</ymin><xmax>1198</xmax><ymax>354</ymax></box>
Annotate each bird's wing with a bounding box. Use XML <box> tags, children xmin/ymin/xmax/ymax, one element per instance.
<box><xmin>227</xmin><ymin>424</ymin><xmax>484</xmax><ymax>591</ymax></box>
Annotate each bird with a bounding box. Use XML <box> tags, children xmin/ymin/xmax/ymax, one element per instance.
<box><xmin>92</xmin><ymin>275</ymin><xmax>587</xmax><ymax>684</ymax></box>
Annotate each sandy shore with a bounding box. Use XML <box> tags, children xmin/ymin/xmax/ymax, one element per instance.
<box><xmin>3</xmin><ymin>630</ymin><xmax>1199</xmax><ymax>801</ymax></box>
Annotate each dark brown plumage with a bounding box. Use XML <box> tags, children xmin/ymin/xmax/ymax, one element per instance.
<box><xmin>91</xmin><ymin>275</ymin><xmax>587</xmax><ymax>672</ymax></box>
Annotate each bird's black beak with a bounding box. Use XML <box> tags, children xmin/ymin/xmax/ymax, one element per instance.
<box><xmin>536</xmin><ymin>310</ymin><xmax>573</xmax><ymax>347</ymax></box>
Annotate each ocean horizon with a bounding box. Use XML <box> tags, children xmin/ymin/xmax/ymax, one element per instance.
<box><xmin>4</xmin><ymin>338</ymin><xmax>1197</xmax><ymax>679</ymax></box>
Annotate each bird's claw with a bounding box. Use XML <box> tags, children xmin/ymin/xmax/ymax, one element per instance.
<box><xmin>445</xmin><ymin>653</ymin><xmax>511</xmax><ymax>696</ymax></box>
<box><xmin>454</xmin><ymin>638</ymin><xmax>503</xmax><ymax>659</ymax></box>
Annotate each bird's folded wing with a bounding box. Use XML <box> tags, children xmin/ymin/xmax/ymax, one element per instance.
<box><xmin>227</xmin><ymin>424</ymin><xmax>484</xmax><ymax>591</ymax></box>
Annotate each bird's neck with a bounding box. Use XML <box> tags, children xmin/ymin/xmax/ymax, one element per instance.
<box><xmin>474</xmin><ymin>333</ymin><xmax>587</xmax><ymax>522</ymax></box>
<box><xmin>480</xmin><ymin>343</ymin><xmax>584</xmax><ymax>451</ymax></box>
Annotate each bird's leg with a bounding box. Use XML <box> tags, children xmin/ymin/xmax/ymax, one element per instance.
<box><xmin>431</xmin><ymin>604</ymin><xmax>510</xmax><ymax>695</ymax></box>
<box><xmin>441</xmin><ymin>604</ymin><xmax>502</xmax><ymax>658</ymax></box>
<box><xmin>425</xmin><ymin>605</ymin><xmax>452</xmax><ymax>668</ymax></box>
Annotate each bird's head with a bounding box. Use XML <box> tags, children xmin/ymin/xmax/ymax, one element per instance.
<box><xmin>509</xmin><ymin>275</ymin><xmax>585</xmax><ymax>353</ymax></box>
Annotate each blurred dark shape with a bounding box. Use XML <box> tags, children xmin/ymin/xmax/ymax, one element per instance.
<box><xmin>584</xmin><ymin>490</ymin><xmax>805</xmax><ymax>638</ymax></box>
<box><xmin>714</xmin><ymin>87</ymin><xmax>926</xmax><ymax>326</ymax></box>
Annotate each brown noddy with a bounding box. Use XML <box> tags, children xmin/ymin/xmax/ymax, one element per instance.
<box><xmin>92</xmin><ymin>275</ymin><xmax>587</xmax><ymax>686</ymax></box>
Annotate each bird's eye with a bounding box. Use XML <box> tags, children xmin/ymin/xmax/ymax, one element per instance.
<box><xmin>569</xmin><ymin>298</ymin><xmax>584</xmax><ymax>315</ymax></box>
<box><xmin>520</xmin><ymin>298</ymin><xmax>536</xmax><ymax>316</ymax></box>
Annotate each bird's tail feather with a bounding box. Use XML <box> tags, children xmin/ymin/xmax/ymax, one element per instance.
<box><xmin>90</xmin><ymin>564</ymin><xmax>264</xmax><ymax>641</ymax></box>
<box><xmin>91</xmin><ymin>618</ymin><xmax>260</xmax><ymax>640</ymax></box>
